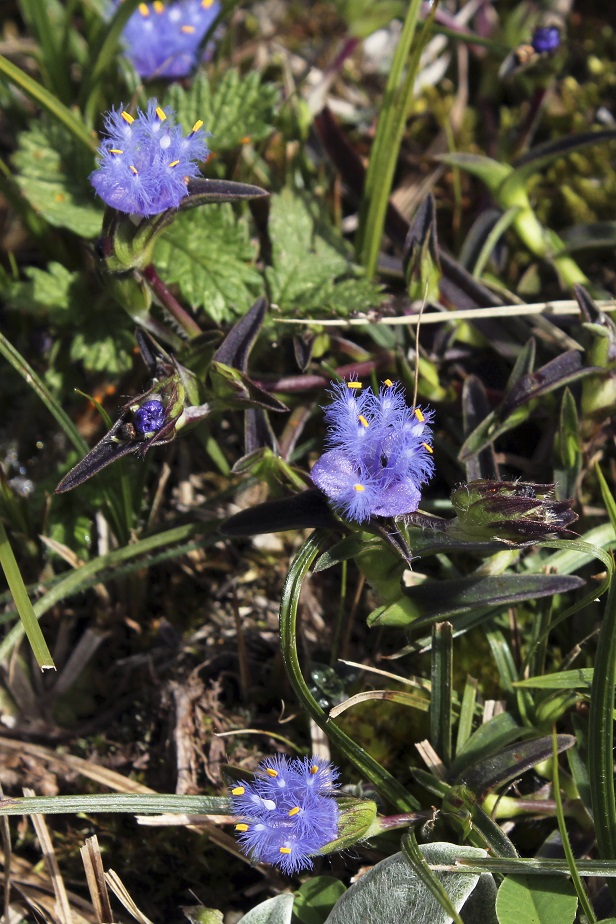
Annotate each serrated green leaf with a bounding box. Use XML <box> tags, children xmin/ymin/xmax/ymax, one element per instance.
<box><xmin>153</xmin><ymin>205</ymin><xmax>262</xmax><ymax>323</ymax></box>
<box><xmin>164</xmin><ymin>70</ymin><xmax>279</xmax><ymax>151</ymax></box>
<box><xmin>12</xmin><ymin>120</ymin><xmax>100</xmax><ymax>237</ymax></box>
<box><xmin>69</xmin><ymin>325</ymin><xmax>133</xmax><ymax>374</ymax></box>
<box><xmin>9</xmin><ymin>262</ymin><xmax>79</xmax><ymax>316</ymax></box>
<box><xmin>495</xmin><ymin>875</ymin><xmax>577</xmax><ymax>924</ymax></box>
<box><xmin>265</xmin><ymin>189</ymin><xmax>383</xmax><ymax>317</ymax></box>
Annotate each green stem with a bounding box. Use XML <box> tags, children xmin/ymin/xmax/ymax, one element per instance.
<box><xmin>279</xmin><ymin>529</ymin><xmax>420</xmax><ymax>812</ymax></box>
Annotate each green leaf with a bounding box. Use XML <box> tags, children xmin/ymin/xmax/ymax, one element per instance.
<box><xmin>164</xmin><ymin>70</ymin><xmax>279</xmax><ymax>152</ymax></box>
<box><xmin>239</xmin><ymin>895</ymin><xmax>294</xmax><ymax>924</ymax></box>
<box><xmin>294</xmin><ymin>877</ymin><xmax>346</xmax><ymax>924</ymax></box>
<box><xmin>12</xmin><ymin>119</ymin><xmax>100</xmax><ymax>237</ymax></box>
<box><xmin>69</xmin><ymin>322</ymin><xmax>133</xmax><ymax>374</ymax></box>
<box><xmin>153</xmin><ymin>205</ymin><xmax>262</xmax><ymax>323</ymax></box>
<box><xmin>514</xmin><ymin>669</ymin><xmax>593</xmax><ymax>690</ymax></box>
<box><xmin>436</xmin><ymin>152</ymin><xmax>512</xmax><ymax>195</ymax></box>
<box><xmin>324</xmin><ymin>842</ymin><xmax>497</xmax><ymax>924</ymax></box>
<box><xmin>495</xmin><ymin>876</ymin><xmax>577</xmax><ymax>924</ymax></box>
<box><xmin>265</xmin><ymin>189</ymin><xmax>383</xmax><ymax>317</ymax></box>
<box><xmin>371</xmin><ymin>573</ymin><xmax>585</xmax><ymax>628</ymax></box>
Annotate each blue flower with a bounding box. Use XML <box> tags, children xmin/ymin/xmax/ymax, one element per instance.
<box><xmin>230</xmin><ymin>754</ymin><xmax>340</xmax><ymax>875</ymax></box>
<box><xmin>134</xmin><ymin>399</ymin><xmax>165</xmax><ymax>435</ymax></box>
<box><xmin>531</xmin><ymin>25</ymin><xmax>560</xmax><ymax>54</ymax></box>
<box><xmin>90</xmin><ymin>101</ymin><xmax>209</xmax><ymax>216</ymax></box>
<box><xmin>310</xmin><ymin>379</ymin><xmax>435</xmax><ymax>523</ymax></box>
<box><xmin>115</xmin><ymin>0</ymin><xmax>221</xmax><ymax>79</ymax></box>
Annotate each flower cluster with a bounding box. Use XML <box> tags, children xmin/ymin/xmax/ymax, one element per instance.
<box><xmin>90</xmin><ymin>101</ymin><xmax>209</xmax><ymax>216</ymax></box>
<box><xmin>310</xmin><ymin>379</ymin><xmax>434</xmax><ymax>523</ymax></box>
<box><xmin>115</xmin><ymin>0</ymin><xmax>221</xmax><ymax>79</ymax></box>
<box><xmin>230</xmin><ymin>755</ymin><xmax>340</xmax><ymax>875</ymax></box>
<box><xmin>531</xmin><ymin>25</ymin><xmax>560</xmax><ymax>54</ymax></box>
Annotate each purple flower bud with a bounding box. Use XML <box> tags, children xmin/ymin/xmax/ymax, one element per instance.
<box><xmin>230</xmin><ymin>754</ymin><xmax>340</xmax><ymax>875</ymax></box>
<box><xmin>531</xmin><ymin>26</ymin><xmax>560</xmax><ymax>54</ymax></box>
<box><xmin>115</xmin><ymin>0</ymin><xmax>221</xmax><ymax>80</ymax></box>
<box><xmin>90</xmin><ymin>101</ymin><xmax>209</xmax><ymax>216</ymax></box>
<box><xmin>134</xmin><ymin>399</ymin><xmax>166</xmax><ymax>435</ymax></box>
<box><xmin>310</xmin><ymin>379</ymin><xmax>435</xmax><ymax>523</ymax></box>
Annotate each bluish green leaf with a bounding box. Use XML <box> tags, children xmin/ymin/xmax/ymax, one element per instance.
<box><xmin>231</xmin><ymin>895</ymin><xmax>293</xmax><ymax>924</ymax></box>
<box><xmin>324</xmin><ymin>842</ymin><xmax>496</xmax><ymax>924</ymax></box>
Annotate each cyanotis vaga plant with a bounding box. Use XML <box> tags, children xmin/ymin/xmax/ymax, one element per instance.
<box><xmin>230</xmin><ymin>755</ymin><xmax>340</xmax><ymax>874</ymax></box>
<box><xmin>310</xmin><ymin>378</ymin><xmax>435</xmax><ymax>523</ymax></box>
<box><xmin>115</xmin><ymin>0</ymin><xmax>221</xmax><ymax>79</ymax></box>
<box><xmin>90</xmin><ymin>101</ymin><xmax>209</xmax><ymax>217</ymax></box>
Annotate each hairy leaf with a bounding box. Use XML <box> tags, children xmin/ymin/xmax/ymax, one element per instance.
<box><xmin>153</xmin><ymin>205</ymin><xmax>262</xmax><ymax>323</ymax></box>
<box><xmin>13</xmin><ymin>119</ymin><xmax>100</xmax><ymax>237</ymax></box>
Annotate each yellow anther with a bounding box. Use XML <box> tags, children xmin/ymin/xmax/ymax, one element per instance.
<box><xmin>358</xmin><ymin>415</ymin><xmax>369</xmax><ymax>428</ymax></box>
<box><xmin>235</xmin><ymin>823</ymin><xmax>249</xmax><ymax>832</ymax></box>
<box><xmin>129</xmin><ymin>165</ymin><xmax>138</xmax><ymax>174</ymax></box>
<box><xmin>384</xmin><ymin>378</ymin><xmax>393</xmax><ymax>387</ymax></box>
<box><xmin>138</xmin><ymin>2</ymin><xmax>149</xmax><ymax>15</ymax></box>
<box><xmin>288</xmin><ymin>807</ymin><xmax>301</xmax><ymax>817</ymax></box>
<box><xmin>168</xmin><ymin>159</ymin><xmax>180</xmax><ymax>167</ymax></box>
<box><xmin>191</xmin><ymin>119</ymin><xmax>204</xmax><ymax>134</ymax></box>
<box><xmin>153</xmin><ymin>0</ymin><xmax>164</xmax><ymax>10</ymax></box>
<box><xmin>279</xmin><ymin>847</ymin><xmax>292</xmax><ymax>855</ymax></box>
<box><xmin>109</xmin><ymin>149</ymin><xmax>124</xmax><ymax>154</ymax></box>
<box><xmin>181</xmin><ymin>24</ymin><xmax>196</xmax><ymax>33</ymax></box>
<box><xmin>202</xmin><ymin>0</ymin><xmax>214</xmax><ymax>6</ymax></box>
<box><xmin>309</xmin><ymin>765</ymin><xmax>319</xmax><ymax>775</ymax></box>
<box><xmin>121</xmin><ymin>111</ymin><xmax>134</xmax><ymax>123</ymax></box>
<box><xmin>354</xmin><ymin>484</ymin><xmax>365</xmax><ymax>493</ymax></box>
<box><xmin>414</xmin><ymin>408</ymin><xmax>425</xmax><ymax>422</ymax></box>
<box><xmin>231</xmin><ymin>786</ymin><xmax>245</xmax><ymax>796</ymax></box>
<box><xmin>265</xmin><ymin>768</ymin><xmax>279</xmax><ymax>778</ymax></box>
<box><xmin>422</xmin><ymin>442</ymin><xmax>434</xmax><ymax>454</ymax></box>
<box><xmin>155</xmin><ymin>106</ymin><xmax>167</xmax><ymax>121</ymax></box>
<box><xmin>347</xmin><ymin>381</ymin><xmax>362</xmax><ymax>389</ymax></box>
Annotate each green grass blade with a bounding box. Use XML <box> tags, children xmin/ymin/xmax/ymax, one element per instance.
<box><xmin>18</xmin><ymin>0</ymin><xmax>73</xmax><ymax>102</ymax></box>
<box><xmin>455</xmin><ymin>675</ymin><xmax>477</xmax><ymax>755</ymax></box>
<box><xmin>596</xmin><ymin>464</ymin><xmax>616</xmax><ymax>535</ymax></box>
<box><xmin>401</xmin><ymin>831</ymin><xmax>464</xmax><ymax>924</ymax></box>
<box><xmin>279</xmin><ymin>529</ymin><xmax>420</xmax><ymax>812</ymax></box>
<box><xmin>0</xmin><ymin>792</ymin><xmax>229</xmax><ymax>815</ymax></box>
<box><xmin>0</xmin><ymin>331</ymin><xmax>88</xmax><ymax>455</ymax></box>
<box><xmin>355</xmin><ymin>0</ymin><xmax>437</xmax><ymax>276</ymax></box>
<box><xmin>80</xmin><ymin>0</ymin><xmax>142</xmax><ymax>122</ymax></box>
<box><xmin>0</xmin><ymin>521</ymin><xmax>54</xmax><ymax>670</ymax></box>
<box><xmin>589</xmin><ymin>576</ymin><xmax>616</xmax><ymax>904</ymax></box>
<box><xmin>551</xmin><ymin>729</ymin><xmax>597</xmax><ymax>923</ymax></box>
<box><xmin>0</xmin><ymin>520</ymin><xmax>220</xmax><ymax>663</ymax></box>
<box><xmin>0</xmin><ymin>55</ymin><xmax>96</xmax><ymax>153</ymax></box>
<box><xmin>430</xmin><ymin>621</ymin><xmax>453</xmax><ymax>765</ymax></box>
